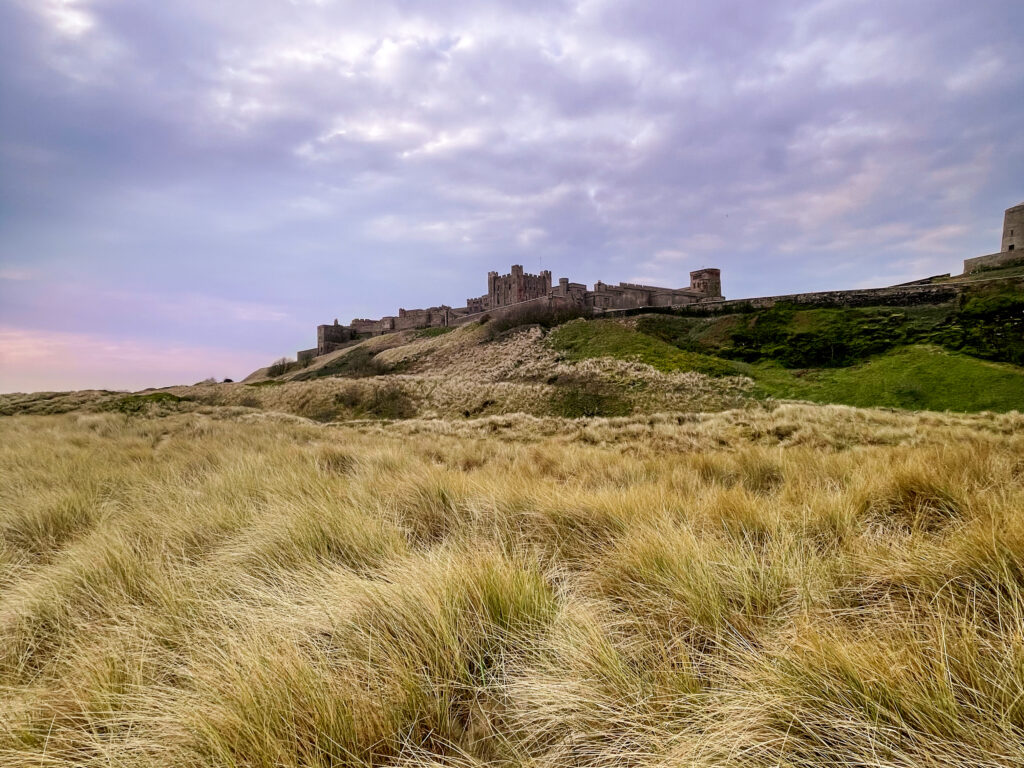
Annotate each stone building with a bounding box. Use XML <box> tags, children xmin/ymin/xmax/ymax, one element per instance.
<box><xmin>305</xmin><ymin>264</ymin><xmax>723</xmax><ymax>357</ymax></box>
<box><xmin>963</xmin><ymin>203</ymin><xmax>1024</xmax><ymax>274</ymax></box>
<box><xmin>1002</xmin><ymin>202</ymin><xmax>1023</xmax><ymax>254</ymax></box>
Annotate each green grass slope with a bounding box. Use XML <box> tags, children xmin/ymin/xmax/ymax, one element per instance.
<box><xmin>548</xmin><ymin>318</ymin><xmax>742</xmax><ymax>376</ymax></box>
<box><xmin>753</xmin><ymin>345</ymin><xmax>1024</xmax><ymax>412</ymax></box>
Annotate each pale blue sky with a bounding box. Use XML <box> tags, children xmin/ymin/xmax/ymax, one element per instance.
<box><xmin>1</xmin><ymin>0</ymin><xmax>1022</xmax><ymax>391</ymax></box>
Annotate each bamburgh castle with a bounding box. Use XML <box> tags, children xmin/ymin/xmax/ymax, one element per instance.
<box><xmin>300</xmin><ymin>203</ymin><xmax>1023</xmax><ymax>362</ymax></box>
<box><xmin>305</xmin><ymin>266</ymin><xmax>723</xmax><ymax>358</ymax></box>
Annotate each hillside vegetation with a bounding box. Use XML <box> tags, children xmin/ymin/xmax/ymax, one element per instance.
<box><xmin>1</xmin><ymin>279</ymin><xmax>1023</xmax><ymax>766</ymax></box>
<box><xmin>233</xmin><ymin>279</ymin><xmax>1024</xmax><ymax>416</ymax></box>
<box><xmin>4</xmin><ymin>279</ymin><xmax>1023</xmax><ymax>422</ymax></box>
<box><xmin>639</xmin><ymin>278</ymin><xmax>1024</xmax><ymax>369</ymax></box>
<box><xmin>2</xmin><ymin>405</ymin><xmax>1024</xmax><ymax>767</ymax></box>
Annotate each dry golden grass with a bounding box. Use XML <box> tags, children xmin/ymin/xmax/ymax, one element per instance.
<box><xmin>0</xmin><ymin>330</ymin><xmax>754</xmax><ymax>420</ymax></box>
<box><xmin>1</xmin><ymin>404</ymin><xmax>1023</xmax><ymax>766</ymax></box>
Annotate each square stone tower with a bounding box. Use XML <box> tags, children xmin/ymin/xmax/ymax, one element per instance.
<box><xmin>1001</xmin><ymin>202</ymin><xmax>1024</xmax><ymax>253</ymax></box>
<box><xmin>689</xmin><ymin>268</ymin><xmax>722</xmax><ymax>297</ymax></box>
<box><xmin>486</xmin><ymin>265</ymin><xmax>552</xmax><ymax>307</ymax></box>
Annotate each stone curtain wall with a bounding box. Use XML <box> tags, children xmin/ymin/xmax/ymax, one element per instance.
<box><xmin>317</xmin><ymin>324</ymin><xmax>358</xmax><ymax>355</ymax></box>
<box><xmin>644</xmin><ymin>281</ymin><xmax>973</xmax><ymax>317</ymax></box>
<box><xmin>963</xmin><ymin>251</ymin><xmax>1024</xmax><ymax>274</ymax></box>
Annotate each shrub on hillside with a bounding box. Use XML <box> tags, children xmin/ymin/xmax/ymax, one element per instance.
<box><xmin>101</xmin><ymin>392</ymin><xmax>184</xmax><ymax>416</ymax></box>
<box><xmin>267</xmin><ymin>357</ymin><xmax>294</xmax><ymax>377</ymax></box>
<box><xmin>293</xmin><ymin>347</ymin><xmax>398</xmax><ymax>381</ymax></box>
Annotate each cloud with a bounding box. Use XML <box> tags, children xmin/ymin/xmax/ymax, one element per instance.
<box><xmin>1</xmin><ymin>0</ymin><xmax>1022</xmax><ymax>390</ymax></box>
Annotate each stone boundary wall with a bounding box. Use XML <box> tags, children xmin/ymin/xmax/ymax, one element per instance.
<box><xmin>963</xmin><ymin>251</ymin><xmax>1024</xmax><ymax>274</ymax></box>
<box><xmin>605</xmin><ymin>281</ymin><xmax>969</xmax><ymax>318</ymax></box>
<box><xmin>446</xmin><ymin>277</ymin><xmax>1019</xmax><ymax>325</ymax></box>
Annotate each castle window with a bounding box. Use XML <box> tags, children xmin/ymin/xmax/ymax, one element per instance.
<box><xmin>1010</xmin><ymin>244</ymin><xmax>1016</xmax><ymax>251</ymax></box>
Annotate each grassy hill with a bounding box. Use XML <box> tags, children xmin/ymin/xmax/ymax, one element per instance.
<box><xmin>2</xmin><ymin>279</ymin><xmax>1024</xmax><ymax>767</ymax></box>
<box><xmin>4</xmin><ymin>277</ymin><xmax>1023</xmax><ymax>423</ymax></box>
<box><xmin>752</xmin><ymin>345</ymin><xmax>1024</xmax><ymax>411</ymax></box>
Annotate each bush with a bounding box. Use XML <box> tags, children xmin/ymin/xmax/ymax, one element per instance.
<box><xmin>102</xmin><ymin>392</ymin><xmax>183</xmax><ymax>416</ymax></box>
<box><xmin>293</xmin><ymin>347</ymin><xmax>397</xmax><ymax>381</ymax></box>
<box><xmin>267</xmin><ymin>358</ymin><xmax>294</xmax><ymax>377</ymax></box>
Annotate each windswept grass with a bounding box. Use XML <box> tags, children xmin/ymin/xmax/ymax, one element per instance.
<box><xmin>1</xmin><ymin>406</ymin><xmax>1023</xmax><ymax>766</ymax></box>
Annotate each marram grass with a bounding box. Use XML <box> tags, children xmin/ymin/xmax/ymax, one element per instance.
<box><xmin>1</xmin><ymin>406</ymin><xmax>1024</xmax><ymax>766</ymax></box>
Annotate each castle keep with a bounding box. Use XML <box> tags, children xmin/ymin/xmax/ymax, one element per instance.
<box><xmin>306</xmin><ymin>266</ymin><xmax>723</xmax><ymax>358</ymax></box>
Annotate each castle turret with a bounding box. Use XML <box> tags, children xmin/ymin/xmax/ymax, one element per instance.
<box><xmin>1001</xmin><ymin>203</ymin><xmax>1024</xmax><ymax>253</ymax></box>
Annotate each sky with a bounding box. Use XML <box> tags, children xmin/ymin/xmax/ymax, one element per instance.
<box><xmin>1</xmin><ymin>0</ymin><xmax>1022</xmax><ymax>393</ymax></box>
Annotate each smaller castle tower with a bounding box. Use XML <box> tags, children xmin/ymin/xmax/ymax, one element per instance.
<box><xmin>1001</xmin><ymin>203</ymin><xmax>1024</xmax><ymax>253</ymax></box>
<box><xmin>689</xmin><ymin>268</ymin><xmax>722</xmax><ymax>298</ymax></box>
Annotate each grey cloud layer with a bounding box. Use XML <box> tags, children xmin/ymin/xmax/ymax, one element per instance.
<box><xmin>1</xmin><ymin>0</ymin><xmax>1022</xmax><ymax>387</ymax></box>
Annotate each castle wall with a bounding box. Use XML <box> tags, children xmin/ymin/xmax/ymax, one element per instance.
<box><xmin>963</xmin><ymin>250</ymin><xmax>1024</xmax><ymax>274</ymax></box>
<box><xmin>350</xmin><ymin>319</ymin><xmax>384</xmax><ymax>335</ymax></box>
<box><xmin>392</xmin><ymin>306</ymin><xmax>451</xmax><ymax>331</ymax></box>
<box><xmin>588</xmin><ymin>282</ymin><xmax>652</xmax><ymax>309</ymax></box>
<box><xmin>657</xmin><ymin>281</ymin><xmax>969</xmax><ymax>316</ymax></box>
<box><xmin>650</xmin><ymin>290</ymin><xmax>705</xmax><ymax>307</ymax></box>
<box><xmin>317</xmin><ymin>323</ymin><xmax>358</xmax><ymax>355</ymax></box>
